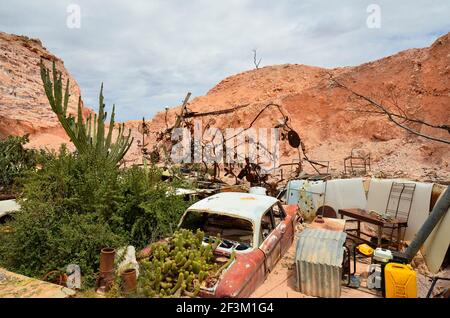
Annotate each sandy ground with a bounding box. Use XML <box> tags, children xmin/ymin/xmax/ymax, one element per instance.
<box><xmin>251</xmin><ymin>220</ymin><xmax>449</xmax><ymax>298</ymax></box>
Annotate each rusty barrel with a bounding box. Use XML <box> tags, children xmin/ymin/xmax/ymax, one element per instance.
<box><xmin>121</xmin><ymin>268</ymin><xmax>137</xmax><ymax>295</ymax></box>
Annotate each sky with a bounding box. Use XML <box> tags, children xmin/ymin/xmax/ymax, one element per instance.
<box><xmin>0</xmin><ymin>0</ymin><xmax>449</xmax><ymax>121</ymax></box>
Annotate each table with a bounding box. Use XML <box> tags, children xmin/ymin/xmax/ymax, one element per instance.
<box><xmin>338</xmin><ymin>208</ymin><xmax>407</xmax><ymax>249</ymax></box>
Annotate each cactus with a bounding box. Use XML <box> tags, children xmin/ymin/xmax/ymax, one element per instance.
<box><xmin>40</xmin><ymin>60</ymin><xmax>133</xmax><ymax>165</ymax></box>
<box><xmin>137</xmin><ymin>229</ymin><xmax>232</xmax><ymax>298</ymax></box>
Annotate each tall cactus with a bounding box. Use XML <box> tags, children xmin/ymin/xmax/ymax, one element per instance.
<box><xmin>40</xmin><ymin>60</ymin><xmax>133</xmax><ymax>165</ymax></box>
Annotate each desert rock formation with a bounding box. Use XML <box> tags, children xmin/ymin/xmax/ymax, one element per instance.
<box><xmin>141</xmin><ymin>32</ymin><xmax>450</xmax><ymax>182</ymax></box>
<box><xmin>0</xmin><ymin>30</ymin><xmax>449</xmax><ymax>182</ymax></box>
<box><xmin>0</xmin><ymin>32</ymin><xmax>89</xmax><ymax>149</ymax></box>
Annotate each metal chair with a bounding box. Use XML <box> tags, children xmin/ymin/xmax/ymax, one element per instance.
<box><xmin>344</xmin><ymin>148</ymin><xmax>371</xmax><ymax>175</ymax></box>
<box><xmin>384</xmin><ymin>182</ymin><xmax>416</xmax><ymax>250</ymax></box>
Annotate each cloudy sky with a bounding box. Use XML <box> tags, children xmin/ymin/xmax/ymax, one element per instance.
<box><xmin>1</xmin><ymin>0</ymin><xmax>449</xmax><ymax>121</ymax></box>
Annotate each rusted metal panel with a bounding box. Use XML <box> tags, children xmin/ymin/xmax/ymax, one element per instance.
<box><xmin>213</xmin><ymin>249</ymin><xmax>266</xmax><ymax>298</ymax></box>
<box><xmin>209</xmin><ymin>205</ymin><xmax>298</xmax><ymax>298</ymax></box>
<box><xmin>295</xmin><ymin>228</ymin><xmax>346</xmax><ymax>298</ymax></box>
<box><xmin>260</xmin><ymin>228</ymin><xmax>282</xmax><ymax>271</ymax></box>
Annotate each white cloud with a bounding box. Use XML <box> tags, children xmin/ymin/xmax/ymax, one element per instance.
<box><xmin>0</xmin><ymin>0</ymin><xmax>449</xmax><ymax>121</ymax></box>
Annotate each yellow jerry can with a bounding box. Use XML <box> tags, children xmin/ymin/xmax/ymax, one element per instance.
<box><xmin>356</xmin><ymin>244</ymin><xmax>374</xmax><ymax>256</ymax></box>
<box><xmin>384</xmin><ymin>263</ymin><xmax>417</xmax><ymax>298</ymax></box>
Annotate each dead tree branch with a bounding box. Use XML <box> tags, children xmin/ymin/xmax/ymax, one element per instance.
<box><xmin>329</xmin><ymin>76</ymin><xmax>450</xmax><ymax>145</ymax></box>
<box><xmin>253</xmin><ymin>49</ymin><xmax>262</xmax><ymax>70</ymax></box>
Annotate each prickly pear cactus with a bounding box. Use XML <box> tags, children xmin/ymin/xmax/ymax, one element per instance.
<box><xmin>137</xmin><ymin>229</ymin><xmax>232</xmax><ymax>298</ymax></box>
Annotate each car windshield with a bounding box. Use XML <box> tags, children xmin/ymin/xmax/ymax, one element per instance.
<box><xmin>179</xmin><ymin>210</ymin><xmax>254</xmax><ymax>248</ymax></box>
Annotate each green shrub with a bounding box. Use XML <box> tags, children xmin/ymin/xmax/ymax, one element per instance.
<box><xmin>0</xmin><ymin>148</ymin><xmax>126</xmax><ymax>287</ymax></box>
<box><xmin>117</xmin><ymin>165</ymin><xmax>195</xmax><ymax>249</ymax></box>
<box><xmin>0</xmin><ymin>135</ymin><xmax>40</xmax><ymax>195</ymax></box>
<box><xmin>0</xmin><ymin>147</ymin><xmax>196</xmax><ymax>288</ymax></box>
<box><xmin>0</xmin><ymin>207</ymin><xmax>124</xmax><ymax>288</ymax></box>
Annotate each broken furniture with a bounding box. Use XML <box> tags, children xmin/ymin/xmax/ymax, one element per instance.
<box><xmin>342</xmin><ymin>237</ymin><xmax>360</xmax><ymax>288</ymax></box>
<box><xmin>338</xmin><ymin>208</ymin><xmax>407</xmax><ymax>249</ymax></box>
<box><xmin>344</xmin><ymin>148</ymin><xmax>371</xmax><ymax>175</ymax></box>
<box><xmin>295</xmin><ymin>228</ymin><xmax>347</xmax><ymax>298</ymax></box>
<box><xmin>383</xmin><ymin>182</ymin><xmax>416</xmax><ymax>249</ymax></box>
<box><xmin>284</xmin><ymin>177</ymin><xmax>447</xmax><ymax>274</ymax></box>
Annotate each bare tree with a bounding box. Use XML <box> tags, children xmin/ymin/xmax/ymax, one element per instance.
<box><xmin>252</xmin><ymin>49</ymin><xmax>262</xmax><ymax>70</ymax></box>
<box><xmin>329</xmin><ymin>75</ymin><xmax>450</xmax><ymax>145</ymax></box>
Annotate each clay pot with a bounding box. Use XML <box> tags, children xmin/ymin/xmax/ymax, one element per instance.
<box><xmin>99</xmin><ymin>247</ymin><xmax>116</xmax><ymax>291</ymax></box>
<box><xmin>121</xmin><ymin>268</ymin><xmax>137</xmax><ymax>295</ymax></box>
<box><xmin>100</xmin><ymin>247</ymin><xmax>116</xmax><ymax>272</ymax></box>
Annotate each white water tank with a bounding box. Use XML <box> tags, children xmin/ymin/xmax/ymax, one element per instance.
<box><xmin>249</xmin><ymin>187</ymin><xmax>267</xmax><ymax>195</ymax></box>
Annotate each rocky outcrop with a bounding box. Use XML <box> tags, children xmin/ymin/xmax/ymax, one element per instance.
<box><xmin>0</xmin><ymin>32</ymin><xmax>90</xmax><ymax>149</ymax></box>
<box><xmin>144</xmin><ymin>32</ymin><xmax>450</xmax><ymax>182</ymax></box>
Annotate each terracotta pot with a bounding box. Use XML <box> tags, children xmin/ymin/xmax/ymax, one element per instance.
<box><xmin>100</xmin><ymin>247</ymin><xmax>115</xmax><ymax>273</ymax></box>
<box><xmin>121</xmin><ymin>268</ymin><xmax>137</xmax><ymax>295</ymax></box>
<box><xmin>99</xmin><ymin>247</ymin><xmax>116</xmax><ymax>291</ymax></box>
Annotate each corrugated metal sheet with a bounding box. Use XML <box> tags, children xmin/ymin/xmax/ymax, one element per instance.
<box><xmin>295</xmin><ymin>228</ymin><xmax>347</xmax><ymax>298</ymax></box>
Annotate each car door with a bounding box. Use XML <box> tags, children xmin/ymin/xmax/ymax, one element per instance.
<box><xmin>274</xmin><ymin>202</ymin><xmax>294</xmax><ymax>254</ymax></box>
<box><xmin>259</xmin><ymin>205</ymin><xmax>282</xmax><ymax>273</ymax></box>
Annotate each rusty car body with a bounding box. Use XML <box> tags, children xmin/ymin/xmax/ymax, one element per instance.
<box><xmin>177</xmin><ymin>192</ymin><xmax>298</xmax><ymax>298</ymax></box>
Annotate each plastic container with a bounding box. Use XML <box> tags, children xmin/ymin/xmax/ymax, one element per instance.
<box><xmin>357</xmin><ymin>244</ymin><xmax>374</xmax><ymax>256</ymax></box>
<box><xmin>373</xmin><ymin>248</ymin><xmax>393</xmax><ymax>263</ymax></box>
<box><xmin>249</xmin><ymin>187</ymin><xmax>267</xmax><ymax>195</ymax></box>
<box><xmin>384</xmin><ymin>263</ymin><xmax>417</xmax><ymax>298</ymax></box>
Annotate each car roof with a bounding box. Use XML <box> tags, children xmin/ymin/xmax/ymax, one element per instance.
<box><xmin>186</xmin><ymin>192</ymin><xmax>278</xmax><ymax>223</ymax></box>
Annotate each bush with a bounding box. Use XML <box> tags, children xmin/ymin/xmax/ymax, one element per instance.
<box><xmin>0</xmin><ymin>147</ymin><xmax>196</xmax><ymax>288</ymax></box>
<box><xmin>0</xmin><ymin>207</ymin><xmax>124</xmax><ymax>287</ymax></box>
<box><xmin>0</xmin><ymin>148</ymin><xmax>126</xmax><ymax>287</ymax></box>
<box><xmin>117</xmin><ymin>165</ymin><xmax>195</xmax><ymax>248</ymax></box>
<box><xmin>0</xmin><ymin>135</ymin><xmax>40</xmax><ymax>195</ymax></box>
